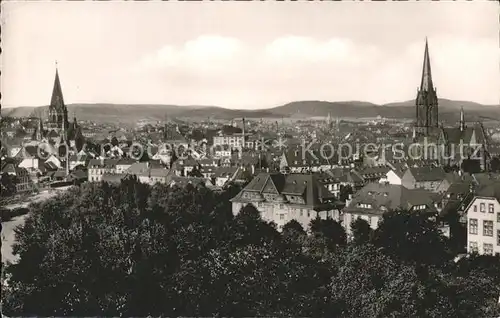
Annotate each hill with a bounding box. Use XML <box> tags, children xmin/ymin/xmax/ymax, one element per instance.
<box><xmin>1</xmin><ymin>99</ymin><xmax>499</xmax><ymax>124</ymax></box>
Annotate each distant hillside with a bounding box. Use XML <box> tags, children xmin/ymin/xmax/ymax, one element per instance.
<box><xmin>269</xmin><ymin>99</ymin><xmax>500</xmax><ymax>122</ymax></box>
<box><xmin>383</xmin><ymin>98</ymin><xmax>495</xmax><ymax>110</ymax></box>
<box><xmin>2</xmin><ymin>99</ymin><xmax>499</xmax><ymax>124</ymax></box>
<box><xmin>0</xmin><ymin>104</ymin><xmax>280</xmax><ymax>123</ymax></box>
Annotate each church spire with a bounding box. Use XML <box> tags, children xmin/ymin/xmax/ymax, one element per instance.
<box><xmin>415</xmin><ymin>38</ymin><xmax>439</xmax><ymax>133</ymax></box>
<box><xmin>51</xmin><ymin>63</ymin><xmax>65</xmax><ymax>110</ymax></box>
<box><xmin>420</xmin><ymin>37</ymin><xmax>434</xmax><ymax>92</ymax></box>
<box><xmin>460</xmin><ymin>107</ymin><xmax>465</xmax><ymax>131</ymax></box>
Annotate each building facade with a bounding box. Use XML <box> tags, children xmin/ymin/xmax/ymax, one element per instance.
<box><xmin>465</xmin><ymin>182</ymin><xmax>500</xmax><ymax>256</ymax></box>
<box><xmin>231</xmin><ymin>172</ymin><xmax>341</xmax><ymax>231</ymax></box>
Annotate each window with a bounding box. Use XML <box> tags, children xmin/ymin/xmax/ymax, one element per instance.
<box><xmin>280</xmin><ymin>214</ymin><xmax>284</xmax><ymax>220</ymax></box>
<box><xmin>497</xmin><ymin>230</ymin><xmax>500</xmax><ymax>246</ymax></box>
<box><xmin>279</xmin><ymin>204</ymin><xmax>284</xmax><ymax>209</ymax></box>
<box><xmin>483</xmin><ymin>220</ymin><xmax>493</xmax><ymax>237</ymax></box>
<box><xmin>469</xmin><ymin>241</ymin><xmax>478</xmax><ymax>253</ymax></box>
<box><xmin>300</xmin><ymin>209</ymin><xmax>303</xmax><ymax>217</ymax></box>
<box><xmin>469</xmin><ymin>219</ymin><xmax>478</xmax><ymax>235</ymax></box>
<box><xmin>483</xmin><ymin>243</ymin><xmax>493</xmax><ymax>255</ymax></box>
<box><xmin>497</xmin><ymin>212</ymin><xmax>500</xmax><ymax>223</ymax></box>
<box><xmin>473</xmin><ymin>205</ymin><xmax>477</xmax><ymax>212</ymax></box>
<box><xmin>488</xmin><ymin>203</ymin><xmax>494</xmax><ymax>213</ymax></box>
<box><xmin>307</xmin><ymin>211</ymin><xmax>310</xmax><ymax>218</ymax></box>
<box><xmin>480</xmin><ymin>203</ymin><xmax>485</xmax><ymax>212</ymax></box>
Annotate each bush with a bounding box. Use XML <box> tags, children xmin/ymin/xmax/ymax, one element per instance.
<box><xmin>0</xmin><ymin>207</ymin><xmax>29</xmax><ymax>223</ymax></box>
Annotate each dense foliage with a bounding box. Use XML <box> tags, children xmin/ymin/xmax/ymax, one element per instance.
<box><xmin>2</xmin><ymin>178</ymin><xmax>499</xmax><ymax>317</ymax></box>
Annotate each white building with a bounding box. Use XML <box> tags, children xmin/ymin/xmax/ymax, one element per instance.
<box><xmin>230</xmin><ymin>172</ymin><xmax>341</xmax><ymax>231</ymax></box>
<box><xmin>465</xmin><ymin>182</ymin><xmax>500</xmax><ymax>256</ymax></box>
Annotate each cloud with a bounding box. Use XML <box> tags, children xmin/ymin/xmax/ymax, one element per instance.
<box><xmin>264</xmin><ymin>36</ymin><xmax>356</xmax><ymax>65</ymax></box>
<box><xmin>127</xmin><ymin>34</ymin><xmax>498</xmax><ymax>107</ymax></box>
<box><xmin>134</xmin><ymin>35</ymin><xmax>247</xmax><ymax>73</ymax></box>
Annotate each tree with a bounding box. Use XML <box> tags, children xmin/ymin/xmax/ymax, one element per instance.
<box><xmin>490</xmin><ymin>156</ymin><xmax>500</xmax><ymax>172</ymax></box>
<box><xmin>3</xmin><ymin>179</ymin><xmax>500</xmax><ymax>317</ymax></box>
<box><xmin>350</xmin><ymin>218</ymin><xmax>372</xmax><ymax>244</ymax></box>
<box><xmin>309</xmin><ymin>217</ymin><xmax>347</xmax><ymax>247</ymax></box>
<box><xmin>372</xmin><ymin>209</ymin><xmax>452</xmax><ymax>266</ymax></box>
<box><xmin>1</xmin><ymin>172</ymin><xmax>18</xmax><ymax>197</ymax></box>
<box><xmin>282</xmin><ymin>219</ymin><xmax>306</xmax><ymax>246</ymax></box>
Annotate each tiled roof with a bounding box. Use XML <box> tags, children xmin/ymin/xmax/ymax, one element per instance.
<box><xmin>345</xmin><ymin>182</ymin><xmax>436</xmax><ymax>215</ymax></box>
<box><xmin>474</xmin><ymin>180</ymin><xmax>500</xmax><ymax>202</ymax></box>
<box><xmin>357</xmin><ymin>166</ymin><xmax>391</xmax><ymax>179</ymax></box>
<box><xmin>232</xmin><ymin>172</ymin><xmax>337</xmax><ymax>210</ymax></box>
<box><xmin>283</xmin><ymin>146</ymin><xmax>333</xmax><ymax>167</ymax></box>
<box><xmin>88</xmin><ymin>158</ymin><xmax>119</xmax><ymax>169</ymax></box>
<box><xmin>472</xmin><ymin>172</ymin><xmax>500</xmax><ymax>186</ymax></box>
<box><xmin>1</xmin><ymin>163</ymin><xmax>16</xmax><ymax>174</ymax></box>
<box><xmin>126</xmin><ymin>162</ymin><xmax>149</xmax><ymax>175</ymax></box>
<box><xmin>117</xmin><ymin>158</ymin><xmax>136</xmax><ymax>165</ymax></box>
<box><xmin>323</xmin><ymin>168</ymin><xmax>365</xmax><ymax>184</ymax></box>
<box><xmin>213</xmin><ymin>166</ymin><xmax>238</xmax><ymax>178</ymax></box>
<box><xmin>441</xmin><ymin>123</ymin><xmax>488</xmax><ymax>146</ymax></box>
<box><xmin>408</xmin><ymin>166</ymin><xmax>446</xmax><ymax>182</ymax></box>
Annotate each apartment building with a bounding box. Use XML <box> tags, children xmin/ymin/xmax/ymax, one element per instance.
<box><xmin>343</xmin><ymin>182</ymin><xmax>437</xmax><ymax>238</ymax></box>
<box><xmin>465</xmin><ymin>181</ymin><xmax>500</xmax><ymax>256</ymax></box>
<box><xmin>88</xmin><ymin>159</ymin><xmax>119</xmax><ymax>182</ymax></box>
<box><xmin>230</xmin><ymin>172</ymin><xmax>341</xmax><ymax>231</ymax></box>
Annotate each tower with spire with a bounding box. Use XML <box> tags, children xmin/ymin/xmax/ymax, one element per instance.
<box><xmin>459</xmin><ymin>107</ymin><xmax>466</xmax><ymax>131</ymax></box>
<box><xmin>47</xmin><ymin>63</ymin><xmax>69</xmax><ymax>137</ymax></box>
<box><xmin>415</xmin><ymin>38</ymin><xmax>439</xmax><ymax>136</ymax></box>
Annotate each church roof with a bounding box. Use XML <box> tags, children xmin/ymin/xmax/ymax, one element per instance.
<box><xmin>440</xmin><ymin>123</ymin><xmax>487</xmax><ymax>145</ymax></box>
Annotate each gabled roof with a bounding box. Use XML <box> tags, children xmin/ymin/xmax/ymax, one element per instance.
<box><xmin>1</xmin><ymin>163</ymin><xmax>16</xmax><ymax>174</ymax></box>
<box><xmin>213</xmin><ymin>166</ymin><xmax>238</xmax><ymax>178</ymax></box>
<box><xmin>126</xmin><ymin>162</ymin><xmax>149</xmax><ymax>175</ymax></box>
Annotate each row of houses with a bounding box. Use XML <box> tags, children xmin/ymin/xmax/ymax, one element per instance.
<box><xmin>229</xmin><ymin>167</ymin><xmax>500</xmax><ymax>256</ymax></box>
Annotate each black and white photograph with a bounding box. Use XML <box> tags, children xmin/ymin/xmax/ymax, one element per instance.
<box><xmin>1</xmin><ymin>1</ymin><xmax>500</xmax><ymax>317</ymax></box>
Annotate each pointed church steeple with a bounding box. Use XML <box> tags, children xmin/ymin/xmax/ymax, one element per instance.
<box><xmin>47</xmin><ymin>62</ymin><xmax>69</xmax><ymax>138</ymax></box>
<box><xmin>415</xmin><ymin>38</ymin><xmax>439</xmax><ymax>134</ymax></box>
<box><xmin>420</xmin><ymin>38</ymin><xmax>434</xmax><ymax>92</ymax></box>
<box><xmin>460</xmin><ymin>107</ymin><xmax>465</xmax><ymax>131</ymax></box>
<box><xmin>51</xmin><ymin>63</ymin><xmax>65</xmax><ymax>110</ymax></box>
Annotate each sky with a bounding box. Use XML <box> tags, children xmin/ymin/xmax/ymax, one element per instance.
<box><xmin>1</xmin><ymin>1</ymin><xmax>499</xmax><ymax>109</ymax></box>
